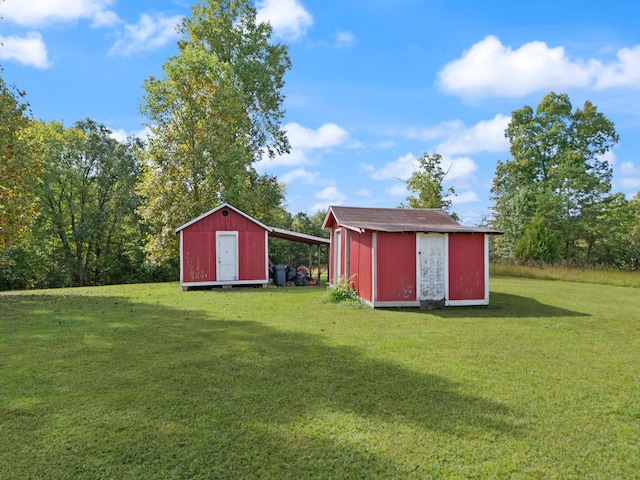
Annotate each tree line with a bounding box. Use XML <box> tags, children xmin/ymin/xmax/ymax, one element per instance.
<box><xmin>491</xmin><ymin>92</ymin><xmax>640</xmax><ymax>269</ymax></box>
<box><xmin>2</xmin><ymin>0</ymin><xmax>639</xmax><ymax>290</ymax></box>
<box><xmin>0</xmin><ymin>0</ymin><xmax>328</xmax><ymax>290</ymax></box>
<box><xmin>404</xmin><ymin>92</ymin><xmax>640</xmax><ymax>269</ymax></box>
<box><xmin>0</xmin><ymin>105</ymin><xmax>328</xmax><ymax>290</ymax></box>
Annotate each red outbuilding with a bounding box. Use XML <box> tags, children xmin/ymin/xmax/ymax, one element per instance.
<box><xmin>322</xmin><ymin>206</ymin><xmax>502</xmax><ymax>308</ymax></box>
<box><xmin>175</xmin><ymin>203</ymin><xmax>329</xmax><ymax>289</ymax></box>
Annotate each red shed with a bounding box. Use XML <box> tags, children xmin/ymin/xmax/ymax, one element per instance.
<box><xmin>175</xmin><ymin>203</ymin><xmax>329</xmax><ymax>289</ymax></box>
<box><xmin>322</xmin><ymin>206</ymin><xmax>502</xmax><ymax>308</ymax></box>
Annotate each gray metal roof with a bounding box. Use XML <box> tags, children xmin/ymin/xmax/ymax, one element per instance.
<box><xmin>324</xmin><ymin>206</ymin><xmax>502</xmax><ymax>234</ymax></box>
<box><xmin>269</xmin><ymin>227</ymin><xmax>330</xmax><ymax>245</ymax></box>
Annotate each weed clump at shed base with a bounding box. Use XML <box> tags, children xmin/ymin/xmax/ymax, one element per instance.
<box><xmin>324</xmin><ymin>277</ymin><xmax>359</xmax><ymax>304</ymax></box>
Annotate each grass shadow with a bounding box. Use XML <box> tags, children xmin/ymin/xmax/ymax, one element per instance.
<box><xmin>1</xmin><ymin>290</ymin><xmax>520</xmax><ymax>478</ymax></box>
<box><xmin>420</xmin><ymin>292</ymin><xmax>590</xmax><ymax>318</ymax></box>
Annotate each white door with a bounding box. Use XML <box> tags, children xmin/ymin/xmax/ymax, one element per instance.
<box><xmin>217</xmin><ymin>232</ymin><xmax>238</xmax><ymax>282</ymax></box>
<box><xmin>418</xmin><ymin>233</ymin><xmax>445</xmax><ymax>301</ymax></box>
<box><xmin>333</xmin><ymin>229</ymin><xmax>342</xmax><ymax>284</ymax></box>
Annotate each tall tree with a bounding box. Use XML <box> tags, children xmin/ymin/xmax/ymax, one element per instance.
<box><xmin>0</xmin><ymin>73</ymin><xmax>41</xmax><ymax>250</ymax></box>
<box><xmin>403</xmin><ymin>152</ymin><xmax>458</xmax><ymax>219</ymax></box>
<box><xmin>139</xmin><ymin>0</ymin><xmax>290</xmax><ymax>264</ymax></box>
<box><xmin>491</xmin><ymin>92</ymin><xmax>618</xmax><ymax>262</ymax></box>
<box><xmin>35</xmin><ymin>120</ymin><xmax>144</xmax><ymax>287</ymax></box>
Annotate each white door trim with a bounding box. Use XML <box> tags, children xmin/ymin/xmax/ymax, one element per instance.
<box><xmin>416</xmin><ymin>233</ymin><xmax>448</xmax><ymax>303</ymax></box>
<box><xmin>333</xmin><ymin>228</ymin><xmax>342</xmax><ymax>284</ymax></box>
<box><xmin>216</xmin><ymin>231</ymin><xmax>239</xmax><ymax>282</ymax></box>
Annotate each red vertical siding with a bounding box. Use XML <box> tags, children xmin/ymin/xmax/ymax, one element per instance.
<box><xmin>344</xmin><ymin>231</ymin><xmax>373</xmax><ymax>302</ymax></box>
<box><xmin>336</xmin><ymin>230</ymin><xmax>374</xmax><ymax>302</ymax></box>
<box><xmin>181</xmin><ymin>207</ymin><xmax>267</xmax><ymax>283</ymax></box>
<box><xmin>182</xmin><ymin>231</ymin><xmax>216</xmax><ymax>282</ymax></box>
<box><xmin>448</xmin><ymin>233</ymin><xmax>485</xmax><ymax>300</ymax></box>
<box><xmin>348</xmin><ymin>231</ymin><xmax>359</xmax><ymax>290</ymax></box>
<box><xmin>239</xmin><ymin>231</ymin><xmax>266</xmax><ymax>280</ymax></box>
<box><xmin>375</xmin><ymin>232</ymin><xmax>417</xmax><ymax>302</ymax></box>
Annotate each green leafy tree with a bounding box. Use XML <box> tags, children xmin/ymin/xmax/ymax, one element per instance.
<box><xmin>0</xmin><ymin>73</ymin><xmax>41</xmax><ymax>250</ymax></box>
<box><xmin>492</xmin><ymin>92</ymin><xmax>618</xmax><ymax>262</ymax></box>
<box><xmin>403</xmin><ymin>152</ymin><xmax>458</xmax><ymax>220</ymax></box>
<box><xmin>0</xmin><ymin>73</ymin><xmax>44</xmax><ymax>290</ymax></box>
<box><xmin>34</xmin><ymin>120</ymin><xmax>144</xmax><ymax>287</ymax></box>
<box><xmin>138</xmin><ymin>0</ymin><xmax>290</xmax><ymax>264</ymax></box>
<box><xmin>513</xmin><ymin>215</ymin><xmax>560</xmax><ymax>264</ymax></box>
<box><xmin>585</xmin><ymin>192</ymin><xmax>640</xmax><ymax>269</ymax></box>
<box><xmin>630</xmin><ymin>193</ymin><xmax>640</xmax><ymax>270</ymax></box>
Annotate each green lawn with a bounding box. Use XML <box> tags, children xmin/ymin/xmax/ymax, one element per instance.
<box><xmin>1</xmin><ymin>278</ymin><xmax>639</xmax><ymax>479</ymax></box>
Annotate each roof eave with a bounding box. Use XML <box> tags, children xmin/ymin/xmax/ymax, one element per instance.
<box><xmin>269</xmin><ymin>227</ymin><xmax>330</xmax><ymax>245</ymax></box>
<box><xmin>174</xmin><ymin>203</ymin><xmax>271</xmax><ymax>233</ymax></box>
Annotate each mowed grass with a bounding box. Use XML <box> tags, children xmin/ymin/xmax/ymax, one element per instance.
<box><xmin>1</xmin><ymin>278</ymin><xmax>639</xmax><ymax>479</ymax></box>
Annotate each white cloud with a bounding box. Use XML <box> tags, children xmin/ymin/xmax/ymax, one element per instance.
<box><xmin>265</xmin><ymin>149</ymin><xmax>308</xmax><ymax>167</ymax></box>
<box><xmin>109</xmin><ymin>13</ymin><xmax>182</xmax><ymax>56</ymax></box>
<box><xmin>386</xmin><ymin>183</ymin><xmax>408</xmax><ymax>198</ymax></box>
<box><xmin>256</xmin><ymin>0</ymin><xmax>313</xmax><ymax>41</ymax></box>
<box><xmin>450</xmin><ymin>191</ymin><xmax>480</xmax><ymax>204</ymax></box>
<box><xmin>280</xmin><ymin>168</ymin><xmax>320</xmax><ymax>184</ymax></box>
<box><xmin>287</xmin><ymin>122</ymin><xmax>348</xmax><ymax>149</ymax></box>
<box><xmin>0</xmin><ymin>0</ymin><xmax>119</xmax><ymax>27</ymax></box>
<box><xmin>365</xmin><ymin>152</ymin><xmax>417</xmax><ymax>181</ymax></box>
<box><xmin>109</xmin><ymin>129</ymin><xmax>130</xmax><ymax>142</ymax></box>
<box><xmin>599</xmin><ymin>150</ymin><xmax>617</xmax><ymax>166</ymax></box>
<box><xmin>356</xmin><ymin>188</ymin><xmax>371</xmax><ymax>197</ymax></box>
<box><xmin>260</xmin><ymin>122</ymin><xmax>349</xmax><ymax>167</ymax></box>
<box><xmin>596</xmin><ymin>46</ymin><xmax>640</xmax><ymax>89</ymax></box>
<box><xmin>315</xmin><ymin>186</ymin><xmax>345</xmax><ymax>201</ymax></box>
<box><xmin>0</xmin><ymin>32</ymin><xmax>51</xmax><ymax>69</ymax></box>
<box><xmin>335</xmin><ymin>31</ymin><xmax>355</xmax><ymax>48</ymax></box>
<box><xmin>405</xmin><ymin>114</ymin><xmax>510</xmax><ymax>155</ymax></box>
<box><xmin>108</xmin><ymin>126</ymin><xmax>152</xmax><ymax>142</ymax></box>
<box><xmin>362</xmin><ymin>152</ymin><xmax>478</xmax><ymax>186</ymax></box>
<box><xmin>310</xmin><ymin>186</ymin><xmax>346</xmax><ymax>212</ymax></box>
<box><xmin>446</xmin><ymin>156</ymin><xmax>478</xmax><ymax>181</ymax></box>
<box><xmin>437</xmin><ymin>115</ymin><xmax>510</xmax><ymax>155</ymax></box>
<box><xmin>618</xmin><ymin>161</ymin><xmax>640</xmax><ymax>190</ymax></box>
<box><xmin>437</xmin><ymin>35</ymin><xmax>640</xmax><ymax>99</ymax></box>
<box><xmin>92</xmin><ymin>9</ymin><xmax>120</xmax><ymax>28</ymax></box>
<box><xmin>620</xmin><ymin>161</ymin><xmax>640</xmax><ymax>176</ymax></box>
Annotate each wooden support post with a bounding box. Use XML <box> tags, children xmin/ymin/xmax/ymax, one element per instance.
<box><xmin>325</xmin><ymin>244</ymin><xmax>330</xmax><ymax>284</ymax></box>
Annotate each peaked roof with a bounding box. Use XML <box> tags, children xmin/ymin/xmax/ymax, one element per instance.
<box><xmin>175</xmin><ymin>203</ymin><xmax>270</xmax><ymax>233</ymax></box>
<box><xmin>323</xmin><ymin>206</ymin><xmax>502</xmax><ymax>234</ymax></box>
<box><xmin>175</xmin><ymin>203</ymin><xmax>329</xmax><ymax>245</ymax></box>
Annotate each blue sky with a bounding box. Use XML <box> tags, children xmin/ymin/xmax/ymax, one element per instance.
<box><xmin>2</xmin><ymin>0</ymin><xmax>640</xmax><ymax>225</ymax></box>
